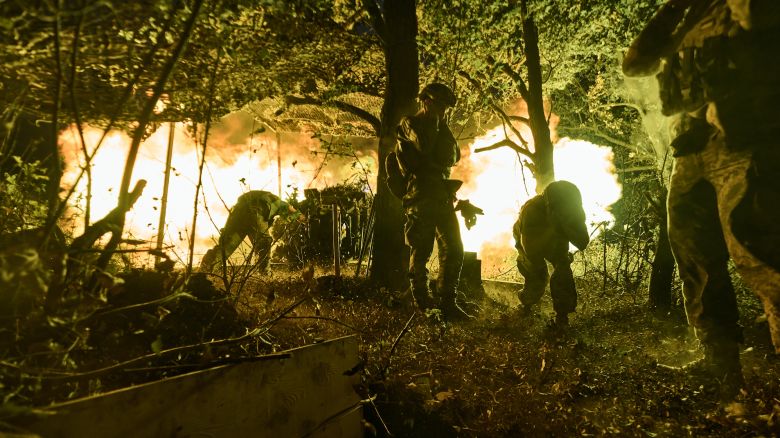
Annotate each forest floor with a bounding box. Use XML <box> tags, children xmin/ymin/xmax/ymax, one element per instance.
<box><xmin>2</xmin><ymin>265</ymin><xmax>779</xmax><ymax>437</ymax></box>
<box><xmin>269</xmin><ymin>270</ymin><xmax>780</xmax><ymax>437</ymax></box>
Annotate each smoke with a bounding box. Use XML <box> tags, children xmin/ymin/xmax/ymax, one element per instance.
<box><xmin>621</xmin><ymin>75</ymin><xmax>674</xmax><ymax>180</ymax></box>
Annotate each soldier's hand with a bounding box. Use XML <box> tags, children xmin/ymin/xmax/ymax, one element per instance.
<box><xmin>455</xmin><ymin>199</ymin><xmax>484</xmax><ymax>230</ymax></box>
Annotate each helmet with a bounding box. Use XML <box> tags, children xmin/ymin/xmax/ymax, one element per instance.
<box><xmin>419</xmin><ymin>83</ymin><xmax>457</xmax><ymax>107</ymax></box>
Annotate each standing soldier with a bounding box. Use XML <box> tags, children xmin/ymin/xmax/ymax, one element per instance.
<box><xmin>394</xmin><ymin>82</ymin><xmax>471</xmax><ymax>320</ymax></box>
<box><xmin>513</xmin><ymin>181</ymin><xmax>590</xmax><ymax>328</ymax></box>
<box><xmin>199</xmin><ymin>190</ymin><xmax>303</xmax><ymax>274</ymax></box>
<box><xmin>623</xmin><ymin>0</ymin><xmax>780</xmax><ymax>398</ymax></box>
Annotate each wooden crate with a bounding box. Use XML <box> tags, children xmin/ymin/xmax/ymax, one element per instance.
<box><xmin>13</xmin><ymin>336</ymin><xmax>362</xmax><ymax>438</ymax></box>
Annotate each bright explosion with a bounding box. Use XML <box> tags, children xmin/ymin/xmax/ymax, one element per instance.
<box><xmin>60</xmin><ymin>119</ymin><xmax>621</xmax><ymax>276</ymax></box>
<box><xmin>453</xmin><ymin>126</ymin><xmax>622</xmax><ymax>276</ymax></box>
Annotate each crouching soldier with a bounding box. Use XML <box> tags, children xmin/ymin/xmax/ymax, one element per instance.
<box><xmin>199</xmin><ymin>190</ymin><xmax>303</xmax><ymax>274</ymax></box>
<box><xmin>513</xmin><ymin>181</ymin><xmax>590</xmax><ymax>327</ymax></box>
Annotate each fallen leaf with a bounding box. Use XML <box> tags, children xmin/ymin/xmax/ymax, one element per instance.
<box><xmin>435</xmin><ymin>390</ymin><xmax>454</xmax><ymax>401</ymax></box>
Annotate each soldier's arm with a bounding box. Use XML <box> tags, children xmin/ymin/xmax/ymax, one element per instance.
<box><xmin>623</xmin><ymin>0</ymin><xmax>694</xmax><ymax>77</ymax></box>
<box><xmin>396</xmin><ymin>117</ymin><xmax>424</xmax><ymax>173</ymax></box>
<box><xmin>512</xmin><ymin>217</ymin><xmax>523</xmax><ymax>250</ymax></box>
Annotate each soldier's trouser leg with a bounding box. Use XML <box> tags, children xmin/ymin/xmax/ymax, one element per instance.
<box><xmin>249</xmin><ymin>230</ymin><xmax>273</xmax><ymax>273</ymax></box>
<box><xmin>435</xmin><ymin>207</ymin><xmax>464</xmax><ymax>304</ymax></box>
<box><xmin>668</xmin><ymin>173</ymin><xmax>741</xmax><ymax>348</ymax></box>
<box><xmin>404</xmin><ymin>204</ymin><xmax>436</xmax><ymax>305</ymax></box>
<box><xmin>550</xmin><ymin>258</ymin><xmax>577</xmax><ymax>317</ymax></box>
<box><xmin>731</xmin><ymin>148</ymin><xmax>780</xmax><ymax>354</ymax></box>
<box><xmin>517</xmin><ymin>249</ymin><xmax>548</xmax><ymax>308</ymax></box>
<box><xmin>199</xmin><ymin>217</ymin><xmax>249</xmax><ymax>273</ymax></box>
<box><xmin>668</xmin><ymin>167</ymin><xmax>742</xmax><ymax>390</ymax></box>
<box><xmin>679</xmin><ymin>135</ymin><xmax>780</xmax><ymax>354</ymax></box>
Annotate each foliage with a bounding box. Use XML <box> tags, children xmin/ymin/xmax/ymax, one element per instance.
<box><xmin>0</xmin><ymin>0</ymin><xmax>383</xmax><ymax>129</ymax></box>
<box><xmin>0</xmin><ymin>156</ymin><xmax>48</xmax><ymax>235</ymax></box>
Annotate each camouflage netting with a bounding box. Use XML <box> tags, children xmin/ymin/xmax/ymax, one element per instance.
<box><xmin>243</xmin><ymin>93</ymin><xmax>383</xmax><ymax>138</ymax></box>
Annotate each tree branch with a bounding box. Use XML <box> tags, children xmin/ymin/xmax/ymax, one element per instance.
<box><xmin>497</xmin><ymin>62</ymin><xmax>530</xmax><ymax>102</ymax></box>
<box><xmin>364</xmin><ymin>0</ymin><xmax>387</xmax><ymax>44</ymax></box>
<box><xmin>457</xmin><ymin>70</ymin><xmax>530</xmax><ymax>147</ymax></box>
<box><xmin>475</xmin><ymin>138</ymin><xmax>534</xmax><ymax>160</ymax></box>
<box><xmin>491</xmin><ymin>104</ymin><xmax>530</xmax><ymax>148</ymax></box>
<box><xmin>68</xmin><ymin>179</ymin><xmax>148</xmax><ymax>255</ymax></box>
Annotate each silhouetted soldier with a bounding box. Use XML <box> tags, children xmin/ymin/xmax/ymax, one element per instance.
<box><xmin>624</xmin><ymin>0</ymin><xmax>780</xmax><ymax>398</ymax></box>
<box><xmin>513</xmin><ymin>181</ymin><xmax>589</xmax><ymax>327</ymax></box>
<box><xmin>199</xmin><ymin>191</ymin><xmax>302</xmax><ymax>274</ymax></box>
<box><xmin>394</xmin><ymin>82</ymin><xmax>472</xmax><ymax>320</ymax></box>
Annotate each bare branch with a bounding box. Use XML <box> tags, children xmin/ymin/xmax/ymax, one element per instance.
<box><xmin>497</xmin><ymin>62</ymin><xmax>530</xmax><ymax>102</ymax></box>
<box><xmin>379</xmin><ymin>311</ymin><xmax>417</xmax><ymax>380</ymax></box>
<box><xmin>491</xmin><ymin>104</ymin><xmax>530</xmax><ymax>148</ymax></box>
<box><xmin>475</xmin><ymin>138</ymin><xmax>534</xmax><ymax>160</ymax></box>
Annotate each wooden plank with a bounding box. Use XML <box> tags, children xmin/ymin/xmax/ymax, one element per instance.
<box><xmin>483</xmin><ymin>279</ymin><xmax>522</xmax><ymax>308</ymax></box>
<box><xmin>15</xmin><ymin>336</ymin><xmax>362</xmax><ymax>438</ymax></box>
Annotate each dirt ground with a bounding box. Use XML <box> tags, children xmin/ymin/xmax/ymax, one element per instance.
<box><xmin>240</xmin><ymin>269</ymin><xmax>780</xmax><ymax>437</ymax></box>
<box><xmin>2</xmin><ymin>267</ymin><xmax>779</xmax><ymax>437</ymax></box>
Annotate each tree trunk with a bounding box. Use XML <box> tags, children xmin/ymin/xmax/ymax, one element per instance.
<box><xmin>521</xmin><ymin>1</ymin><xmax>554</xmax><ymax>191</ymax></box>
<box><xmin>369</xmin><ymin>0</ymin><xmax>419</xmax><ymax>291</ymax></box>
<box><xmin>648</xmin><ymin>188</ymin><xmax>675</xmax><ymax>314</ymax></box>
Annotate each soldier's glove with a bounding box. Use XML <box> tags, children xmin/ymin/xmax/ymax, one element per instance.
<box><xmin>455</xmin><ymin>199</ymin><xmax>484</xmax><ymax>230</ymax></box>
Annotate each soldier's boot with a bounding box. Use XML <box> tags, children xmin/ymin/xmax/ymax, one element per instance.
<box><xmin>409</xmin><ymin>274</ymin><xmax>435</xmax><ymax>310</ymax></box>
<box><xmin>439</xmin><ymin>287</ymin><xmax>475</xmax><ymax>321</ymax></box>
<box><xmin>555</xmin><ymin>312</ymin><xmax>569</xmax><ymax>327</ymax></box>
<box><xmin>440</xmin><ymin>299</ymin><xmax>474</xmax><ymax>321</ymax></box>
<box><xmin>666</xmin><ymin>339</ymin><xmax>744</xmax><ymax>400</ymax></box>
<box><xmin>412</xmin><ymin>289</ymin><xmax>436</xmax><ymax>310</ymax></box>
<box><xmin>435</xmin><ymin>277</ymin><xmax>475</xmax><ymax>321</ymax></box>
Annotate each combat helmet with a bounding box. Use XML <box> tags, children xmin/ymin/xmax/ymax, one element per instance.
<box><xmin>419</xmin><ymin>82</ymin><xmax>457</xmax><ymax>107</ymax></box>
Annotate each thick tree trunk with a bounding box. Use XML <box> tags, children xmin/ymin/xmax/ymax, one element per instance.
<box><xmin>369</xmin><ymin>0</ymin><xmax>419</xmax><ymax>291</ymax></box>
<box><xmin>521</xmin><ymin>3</ymin><xmax>554</xmax><ymax>191</ymax></box>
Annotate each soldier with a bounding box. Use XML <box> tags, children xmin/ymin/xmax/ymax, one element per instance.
<box><xmin>513</xmin><ymin>181</ymin><xmax>589</xmax><ymax>327</ymax></box>
<box><xmin>394</xmin><ymin>82</ymin><xmax>471</xmax><ymax>320</ymax></box>
<box><xmin>623</xmin><ymin>0</ymin><xmax>780</xmax><ymax>398</ymax></box>
<box><xmin>199</xmin><ymin>190</ymin><xmax>302</xmax><ymax>274</ymax></box>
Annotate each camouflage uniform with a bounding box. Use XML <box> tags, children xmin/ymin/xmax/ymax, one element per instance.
<box><xmin>397</xmin><ymin>97</ymin><xmax>464</xmax><ymax>313</ymax></box>
<box><xmin>624</xmin><ymin>0</ymin><xmax>780</xmax><ymax>393</ymax></box>
<box><xmin>513</xmin><ymin>181</ymin><xmax>589</xmax><ymax>324</ymax></box>
<box><xmin>200</xmin><ymin>191</ymin><xmax>297</xmax><ymax>273</ymax></box>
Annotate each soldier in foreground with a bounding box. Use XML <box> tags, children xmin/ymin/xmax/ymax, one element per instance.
<box><xmin>513</xmin><ymin>181</ymin><xmax>589</xmax><ymax>328</ymax></box>
<box><xmin>391</xmin><ymin>82</ymin><xmax>472</xmax><ymax>321</ymax></box>
<box><xmin>623</xmin><ymin>0</ymin><xmax>780</xmax><ymax>398</ymax></box>
<box><xmin>199</xmin><ymin>190</ymin><xmax>303</xmax><ymax>274</ymax></box>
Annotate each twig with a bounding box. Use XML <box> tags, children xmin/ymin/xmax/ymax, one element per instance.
<box><xmin>282</xmin><ymin>316</ymin><xmax>364</xmax><ymax>334</ymax></box>
<box><xmin>379</xmin><ymin>312</ymin><xmax>417</xmax><ymax>380</ymax></box>
<box><xmin>368</xmin><ymin>395</ymin><xmax>392</xmax><ymax>436</ymax></box>
<box><xmin>301</xmin><ymin>399</ymin><xmax>366</xmax><ymax>438</ymax></box>
<box><xmin>1</xmin><ymin>326</ymin><xmax>271</xmax><ymax>380</ymax></box>
<box><xmin>474</xmin><ymin>138</ymin><xmax>534</xmax><ymax>160</ymax></box>
<box><xmin>262</xmin><ymin>297</ymin><xmax>310</xmax><ymax>328</ymax></box>
<box><xmin>83</xmin><ymin>291</ymin><xmax>204</xmax><ymax>320</ymax></box>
